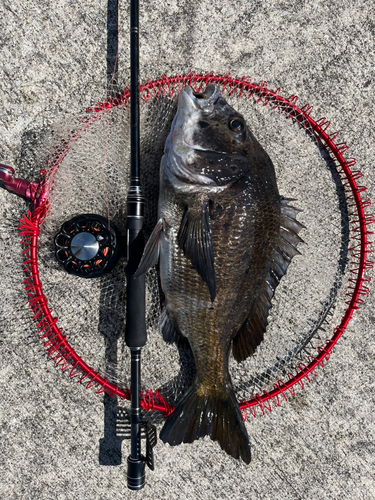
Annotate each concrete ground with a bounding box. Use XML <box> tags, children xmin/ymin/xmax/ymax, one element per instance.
<box><xmin>0</xmin><ymin>1</ymin><xmax>374</xmax><ymax>499</ymax></box>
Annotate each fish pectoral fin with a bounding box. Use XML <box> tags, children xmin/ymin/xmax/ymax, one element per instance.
<box><xmin>177</xmin><ymin>205</ymin><xmax>216</xmax><ymax>302</ymax></box>
<box><xmin>134</xmin><ymin>218</ymin><xmax>163</xmax><ymax>278</ymax></box>
<box><xmin>233</xmin><ymin>197</ymin><xmax>305</xmax><ymax>362</ymax></box>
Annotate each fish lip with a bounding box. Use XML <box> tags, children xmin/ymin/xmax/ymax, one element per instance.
<box><xmin>181</xmin><ymin>87</ymin><xmax>200</xmax><ymax>111</ymax></box>
<box><xmin>182</xmin><ymin>86</ymin><xmax>221</xmax><ymax>110</ymax></box>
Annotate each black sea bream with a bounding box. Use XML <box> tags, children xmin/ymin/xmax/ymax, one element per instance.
<box><xmin>136</xmin><ymin>84</ymin><xmax>304</xmax><ymax>463</ymax></box>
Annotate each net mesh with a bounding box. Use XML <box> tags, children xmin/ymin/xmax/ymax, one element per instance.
<box><xmin>14</xmin><ymin>75</ymin><xmax>372</xmax><ymax>417</ymax></box>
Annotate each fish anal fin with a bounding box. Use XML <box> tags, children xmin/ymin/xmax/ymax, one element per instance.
<box><xmin>134</xmin><ymin>218</ymin><xmax>163</xmax><ymax>278</ymax></box>
<box><xmin>233</xmin><ymin>289</ymin><xmax>270</xmax><ymax>362</ymax></box>
<box><xmin>160</xmin><ymin>384</ymin><xmax>251</xmax><ymax>464</ymax></box>
<box><xmin>177</xmin><ymin>205</ymin><xmax>216</xmax><ymax>302</ymax></box>
<box><xmin>160</xmin><ymin>307</ymin><xmax>183</xmax><ymax>345</ymax></box>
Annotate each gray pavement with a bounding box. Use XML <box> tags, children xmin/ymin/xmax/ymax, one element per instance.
<box><xmin>0</xmin><ymin>1</ymin><xmax>374</xmax><ymax>499</ymax></box>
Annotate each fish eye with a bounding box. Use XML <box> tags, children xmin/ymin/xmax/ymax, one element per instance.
<box><xmin>229</xmin><ymin>119</ymin><xmax>244</xmax><ymax>133</ymax></box>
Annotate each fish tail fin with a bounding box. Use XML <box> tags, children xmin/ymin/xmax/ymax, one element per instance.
<box><xmin>160</xmin><ymin>384</ymin><xmax>251</xmax><ymax>464</ymax></box>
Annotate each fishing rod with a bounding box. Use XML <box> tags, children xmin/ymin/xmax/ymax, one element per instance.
<box><xmin>125</xmin><ymin>0</ymin><xmax>156</xmax><ymax>490</ymax></box>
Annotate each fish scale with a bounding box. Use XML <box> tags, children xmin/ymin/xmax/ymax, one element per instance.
<box><xmin>159</xmin><ymin>180</ymin><xmax>280</xmax><ymax>441</ymax></box>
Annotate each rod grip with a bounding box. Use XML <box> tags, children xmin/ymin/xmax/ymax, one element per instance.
<box><xmin>125</xmin><ymin>273</ymin><xmax>146</xmax><ymax>347</ymax></box>
<box><xmin>125</xmin><ymin>217</ymin><xmax>147</xmax><ymax>348</ymax></box>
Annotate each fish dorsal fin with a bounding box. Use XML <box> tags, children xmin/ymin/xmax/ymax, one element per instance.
<box><xmin>177</xmin><ymin>204</ymin><xmax>216</xmax><ymax>302</ymax></box>
<box><xmin>232</xmin><ymin>197</ymin><xmax>304</xmax><ymax>362</ymax></box>
<box><xmin>134</xmin><ymin>218</ymin><xmax>163</xmax><ymax>277</ymax></box>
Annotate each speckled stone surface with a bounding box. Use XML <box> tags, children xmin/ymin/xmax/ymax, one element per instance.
<box><xmin>0</xmin><ymin>1</ymin><xmax>374</xmax><ymax>499</ymax></box>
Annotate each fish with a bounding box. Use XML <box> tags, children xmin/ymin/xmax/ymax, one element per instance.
<box><xmin>135</xmin><ymin>84</ymin><xmax>304</xmax><ymax>463</ymax></box>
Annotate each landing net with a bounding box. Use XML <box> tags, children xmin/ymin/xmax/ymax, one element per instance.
<box><xmin>18</xmin><ymin>74</ymin><xmax>373</xmax><ymax>419</ymax></box>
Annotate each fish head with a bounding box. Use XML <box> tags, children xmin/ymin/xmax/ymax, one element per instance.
<box><xmin>164</xmin><ymin>84</ymin><xmax>263</xmax><ymax>188</ymax></box>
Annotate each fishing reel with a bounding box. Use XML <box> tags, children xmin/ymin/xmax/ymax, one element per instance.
<box><xmin>54</xmin><ymin>214</ymin><xmax>120</xmax><ymax>278</ymax></box>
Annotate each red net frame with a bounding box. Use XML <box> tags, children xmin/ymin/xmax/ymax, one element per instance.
<box><xmin>19</xmin><ymin>73</ymin><xmax>373</xmax><ymax>420</ymax></box>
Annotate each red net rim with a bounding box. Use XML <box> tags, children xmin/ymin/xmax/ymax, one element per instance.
<box><xmin>19</xmin><ymin>73</ymin><xmax>373</xmax><ymax>420</ymax></box>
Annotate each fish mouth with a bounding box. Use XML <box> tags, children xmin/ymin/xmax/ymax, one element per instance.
<box><xmin>180</xmin><ymin>86</ymin><xmax>230</xmax><ymax>154</ymax></box>
<box><xmin>182</xmin><ymin>138</ymin><xmax>228</xmax><ymax>155</ymax></box>
<box><xmin>182</xmin><ymin>85</ymin><xmax>222</xmax><ymax>111</ymax></box>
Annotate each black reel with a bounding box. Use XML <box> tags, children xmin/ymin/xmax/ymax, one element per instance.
<box><xmin>54</xmin><ymin>214</ymin><xmax>120</xmax><ymax>278</ymax></box>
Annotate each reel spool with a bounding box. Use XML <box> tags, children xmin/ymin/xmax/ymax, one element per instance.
<box><xmin>54</xmin><ymin>214</ymin><xmax>120</xmax><ymax>278</ymax></box>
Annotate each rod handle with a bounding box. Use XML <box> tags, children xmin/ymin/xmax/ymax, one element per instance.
<box><xmin>125</xmin><ymin>216</ymin><xmax>146</xmax><ymax>348</ymax></box>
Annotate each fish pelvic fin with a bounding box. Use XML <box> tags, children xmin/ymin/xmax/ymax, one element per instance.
<box><xmin>160</xmin><ymin>306</ymin><xmax>184</xmax><ymax>345</ymax></box>
<box><xmin>177</xmin><ymin>204</ymin><xmax>216</xmax><ymax>302</ymax></box>
<box><xmin>159</xmin><ymin>383</ymin><xmax>251</xmax><ymax>464</ymax></box>
<box><xmin>134</xmin><ymin>218</ymin><xmax>163</xmax><ymax>278</ymax></box>
<box><xmin>233</xmin><ymin>197</ymin><xmax>305</xmax><ymax>362</ymax></box>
